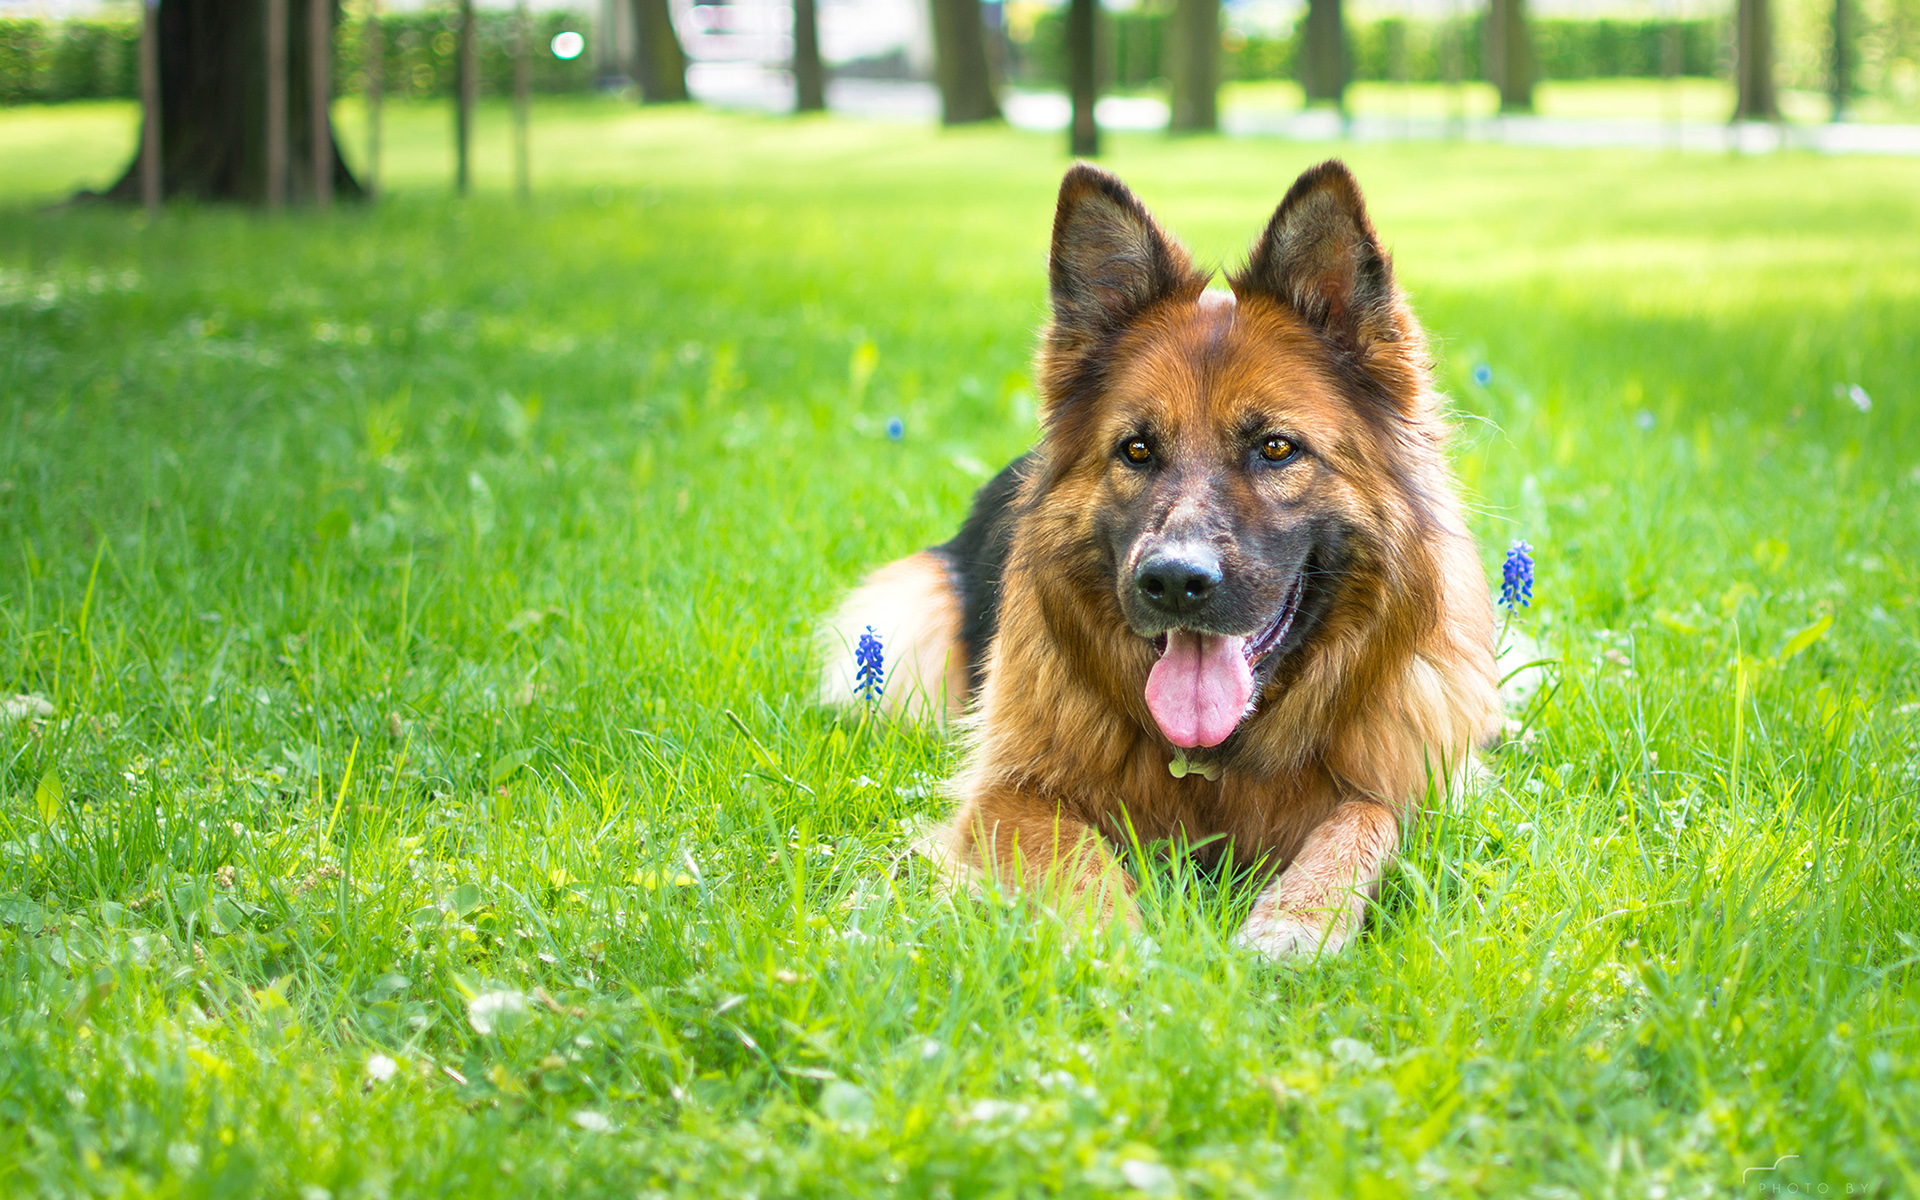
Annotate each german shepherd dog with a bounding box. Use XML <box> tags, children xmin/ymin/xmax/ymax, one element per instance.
<box><xmin>821</xmin><ymin>161</ymin><xmax>1500</xmax><ymax>957</ymax></box>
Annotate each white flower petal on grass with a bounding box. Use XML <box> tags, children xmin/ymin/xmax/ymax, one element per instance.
<box><xmin>365</xmin><ymin>1054</ymin><xmax>397</xmax><ymax>1082</ymax></box>
<box><xmin>964</xmin><ymin>1099</ymin><xmax>1029</xmax><ymax>1123</ymax></box>
<box><xmin>571</xmin><ymin>1110</ymin><xmax>614</xmax><ymax>1132</ymax></box>
<box><xmin>819</xmin><ymin>1080</ymin><xmax>874</xmax><ymax>1127</ymax></box>
<box><xmin>467</xmin><ymin>990</ymin><xmax>529</xmax><ymax>1035</ymax></box>
<box><xmin>2</xmin><ymin>694</ymin><xmax>52</xmax><ymax>723</ymax></box>
<box><xmin>1119</xmin><ymin>1160</ymin><xmax>1174</xmax><ymax>1192</ymax></box>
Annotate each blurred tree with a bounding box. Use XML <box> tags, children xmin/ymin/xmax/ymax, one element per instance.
<box><xmin>1830</xmin><ymin>0</ymin><xmax>1853</xmax><ymax>119</ymax></box>
<box><xmin>1300</xmin><ymin>0</ymin><xmax>1345</xmax><ymax>106</ymax></box>
<box><xmin>97</xmin><ymin>0</ymin><xmax>359</xmax><ymax>203</ymax></box>
<box><xmin>455</xmin><ymin>0</ymin><xmax>475</xmax><ymax>194</ymax></box>
<box><xmin>1733</xmin><ymin>0</ymin><xmax>1777</xmax><ymax>118</ymax></box>
<box><xmin>1486</xmin><ymin>0</ymin><xmax>1533</xmax><ymax>112</ymax></box>
<box><xmin>631</xmin><ymin>0</ymin><xmax>687</xmax><ymax>102</ymax></box>
<box><xmin>932</xmin><ymin>0</ymin><xmax>1000</xmax><ymax>122</ymax></box>
<box><xmin>1067</xmin><ymin>0</ymin><xmax>1097</xmax><ymax>153</ymax></box>
<box><xmin>1169</xmin><ymin>0</ymin><xmax>1218</xmax><ymax>131</ymax></box>
<box><xmin>794</xmin><ymin>0</ymin><xmax>824</xmax><ymax>112</ymax></box>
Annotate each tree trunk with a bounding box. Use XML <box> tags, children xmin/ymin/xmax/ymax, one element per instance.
<box><xmin>513</xmin><ymin>0</ymin><xmax>531</xmax><ymax>200</ymax></box>
<box><xmin>138</xmin><ymin>0</ymin><xmax>160</xmax><ymax>213</ymax></box>
<box><xmin>1067</xmin><ymin>0</ymin><xmax>1098</xmax><ymax>155</ymax></box>
<box><xmin>364</xmin><ymin>0</ymin><xmax>382</xmax><ymax>199</ymax></box>
<box><xmin>1733</xmin><ymin>0</ymin><xmax>1777</xmax><ymax>120</ymax></box>
<box><xmin>632</xmin><ymin>0</ymin><xmax>689</xmax><ymax>103</ymax></box>
<box><xmin>308</xmin><ymin>0</ymin><xmax>331</xmax><ymax>207</ymax></box>
<box><xmin>793</xmin><ymin>0</ymin><xmax>825</xmax><ymax>112</ymax></box>
<box><xmin>1830</xmin><ymin>0</ymin><xmax>1852</xmax><ymax>120</ymax></box>
<box><xmin>1168</xmin><ymin>0</ymin><xmax>1218</xmax><ymax>133</ymax></box>
<box><xmin>99</xmin><ymin>0</ymin><xmax>360</xmax><ymax>205</ymax></box>
<box><xmin>455</xmin><ymin>0</ymin><xmax>474</xmax><ymax>195</ymax></box>
<box><xmin>1300</xmin><ymin>0</ymin><xmax>1344</xmax><ymax>107</ymax></box>
<box><xmin>930</xmin><ymin>0</ymin><xmax>1000</xmax><ymax>124</ymax></box>
<box><xmin>1485</xmin><ymin>0</ymin><xmax>1533</xmax><ymax>113</ymax></box>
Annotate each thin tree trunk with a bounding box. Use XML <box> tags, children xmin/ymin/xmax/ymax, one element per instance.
<box><xmin>1485</xmin><ymin>0</ymin><xmax>1532</xmax><ymax>114</ymax></box>
<box><xmin>267</xmin><ymin>0</ymin><xmax>287</xmax><ymax>208</ymax></box>
<box><xmin>1301</xmin><ymin>0</ymin><xmax>1344</xmax><ymax>107</ymax></box>
<box><xmin>1067</xmin><ymin>0</ymin><xmax>1098</xmax><ymax>155</ymax></box>
<box><xmin>1443</xmin><ymin>0</ymin><xmax>1463</xmax><ymax>134</ymax></box>
<box><xmin>1831</xmin><ymin>0</ymin><xmax>1851</xmax><ymax>120</ymax></box>
<box><xmin>97</xmin><ymin>0</ymin><xmax>362</xmax><ymax>206</ymax></box>
<box><xmin>515</xmin><ymin>0</ymin><xmax>531</xmax><ymax>200</ymax></box>
<box><xmin>456</xmin><ymin>0</ymin><xmax>474</xmax><ymax>194</ymax></box>
<box><xmin>309</xmin><ymin>0</ymin><xmax>331</xmax><ymax>207</ymax></box>
<box><xmin>1168</xmin><ymin>0</ymin><xmax>1218</xmax><ymax>132</ymax></box>
<box><xmin>794</xmin><ymin>0</ymin><xmax>825</xmax><ymax>112</ymax></box>
<box><xmin>930</xmin><ymin>0</ymin><xmax>1000</xmax><ymax>124</ymax></box>
<box><xmin>138</xmin><ymin>0</ymin><xmax>160</xmax><ymax>215</ymax></box>
<box><xmin>632</xmin><ymin>0</ymin><xmax>689</xmax><ymax>103</ymax></box>
<box><xmin>365</xmin><ymin>1</ymin><xmax>382</xmax><ymax>200</ymax></box>
<box><xmin>1733</xmin><ymin>0</ymin><xmax>1778</xmax><ymax>120</ymax></box>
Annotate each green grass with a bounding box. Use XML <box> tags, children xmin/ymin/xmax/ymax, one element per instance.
<box><xmin>2</xmin><ymin>99</ymin><xmax>1919</xmax><ymax>1198</ymax></box>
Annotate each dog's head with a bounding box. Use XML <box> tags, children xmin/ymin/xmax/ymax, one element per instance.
<box><xmin>1033</xmin><ymin>161</ymin><xmax>1437</xmax><ymax>751</ymax></box>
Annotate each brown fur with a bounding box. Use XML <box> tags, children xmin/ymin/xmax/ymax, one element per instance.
<box><xmin>818</xmin><ymin>551</ymin><xmax>968</xmax><ymax>723</ymax></box>
<box><xmin>837</xmin><ymin>161</ymin><xmax>1500</xmax><ymax>956</ymax></box>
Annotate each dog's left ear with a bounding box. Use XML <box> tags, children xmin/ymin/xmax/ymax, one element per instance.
<box><xmin>1230</xmin><ymin>160</ymin><xmax>1410</xmax><ymax>361</ymax></box>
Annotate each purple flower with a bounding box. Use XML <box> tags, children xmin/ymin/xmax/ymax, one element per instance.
<box><xmin>854</xmin><ymin>627</ymin><xmax>884</xmax><ymax>701</ymax></box>
<box><xmin>1500</xmin><ymin>540</ymin><xmax>1534</xmax><ymax>609</ymax></box>
<box><xmin>885</xmin><ymin>417</ymin><xmax>904</xmax><ymax>442</ymax></box>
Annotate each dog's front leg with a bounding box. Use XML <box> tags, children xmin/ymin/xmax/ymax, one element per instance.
<box><xmin>1236</xmin><ymin>799</ymin><xmax>1399</xmax><ymax>959</ymax></box>
<box><xmin>944</xmin><ymin>790</ymin><xmax>1138</xmax><ymax>930</ymax></box>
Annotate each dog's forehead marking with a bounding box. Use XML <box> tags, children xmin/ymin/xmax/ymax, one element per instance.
<box><xmin>1195</xmin><ymin>288</ymin><xmax>1236</xmax><ymax>350</ymax></box>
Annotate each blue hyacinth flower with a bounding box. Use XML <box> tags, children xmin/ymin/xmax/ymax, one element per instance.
<box><xmin>854</xmin><ymin>626</ymin><xmax>885</xmax><ymax>702</ymax></box>
<box><xmin>1500</xmin><ymin>540</ymin><xmax>1534</xmax><ymax>609</ymax></box>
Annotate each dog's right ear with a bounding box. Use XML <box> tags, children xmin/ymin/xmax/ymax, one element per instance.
<box><xmin>1045</xmin><ymin>164</ymin><xmax>1201</xmax><ymax>356</ymax></box>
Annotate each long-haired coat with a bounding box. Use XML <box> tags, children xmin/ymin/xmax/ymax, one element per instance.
<box><xmin>822</xmin><ymin>160</ymin><xmax>1500</xmax><ymax>956</ymax></box>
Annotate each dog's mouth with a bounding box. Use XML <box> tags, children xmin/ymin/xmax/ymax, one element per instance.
<box><xmin>1144</xmin><ymin>574</ymin><xmax>1304</xmax><ymax>751</ymax></box>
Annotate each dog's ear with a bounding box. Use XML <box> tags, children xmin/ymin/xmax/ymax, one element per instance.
<box><xmin>1231</xmin><ymin>160</ymin><xmax>1409</xmax><ymax>360</ymax></box>
<box><xmin>1046</xmin><ymin>164</ymin><xmax>1201</xmax><ymax>352</ymax></box>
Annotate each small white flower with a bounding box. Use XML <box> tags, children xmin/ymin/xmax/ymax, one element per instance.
<box><xmin>1849</xmin><ymin>383</ymin><xmax>1872</xmax><ymax>412</ymax></box>
<box><xmin>1</xmin><ymin>694</ymin><xmax>52</xmax><ymax>723</ymax></box>
<box><xmin>467</xmin><ymin>990</ymin><xmax>529</xmax><ymax>1035</ymax></box>
<box><xmin>965</xmin><ymin>1099</ymin><xmax>1029</xmax><ymax>1123</ymax></box>
<box><xmin>365</xmin><ymin>1054</ymin><xmax>397</xmax><ymax>1082</ymax></box>
<box><xmin>570</xmin><ymin>1110</ymin><xmax>614</xmax><ymax>1132</ymax></box>
<box><xmin>1120</xmin><ymin>1159</ymin><xmax>1175</xmax><ymax>1192</ymax></box>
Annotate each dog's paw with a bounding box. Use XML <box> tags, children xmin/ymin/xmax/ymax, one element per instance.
<box><xmin>1234</xmin><ymin>893</ymin><xmax>1364</xmax><ymax>960</ymax></box>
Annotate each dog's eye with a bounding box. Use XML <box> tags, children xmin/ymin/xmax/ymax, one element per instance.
<box><xmin>1260</xmin><ymin>436</ymin><xmax>1297</xmax><ymax>463</ymax></box>
<box><xmin>1121</xmin><ymin>439</ymin><xmax>1153</xmax><ymax>466</ymax></box>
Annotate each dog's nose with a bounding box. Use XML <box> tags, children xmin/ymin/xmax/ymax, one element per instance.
<box><xmin>1134</xmin><ymin>546</ymin><xmax>1222</xmax><ymax>617</ymax></box>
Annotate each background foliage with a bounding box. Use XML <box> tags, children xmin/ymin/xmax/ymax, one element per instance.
<box><xmin>6</xmin><ymin>0</ymin><xmax>1920</xmax><ymax>106</ymax></box>
<box><xmin>0</xmin><ymin>11</ymin><xmax>597</xmax><ymax>107</ymax></box>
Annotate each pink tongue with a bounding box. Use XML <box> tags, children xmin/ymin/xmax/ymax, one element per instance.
<box><xmin>1144</xmin><ymin>631</ymin><xmax>1253</xmax><ymax>749</ymax></box>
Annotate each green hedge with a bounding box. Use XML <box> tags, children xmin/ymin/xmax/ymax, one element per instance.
<box><xmin>1009</xmin><ymin>12</ymin><xmax>1724</xmax><ymax>88</ymax></box>
<box><xmin>0</xmin><ymin>11</ymin><xmax>596</xmax><ymax>107</ymax></box>
<box><xmin>0</xmin><ymin>18</ymin><xmax>137</xmax><ymax>104</ymax></box>
<box><xmin>1531</xmin><ymin>18</ymin><xmax>1723</xmax><ymax>78</ymax></box>
<box><xmin>343</xmin><ymin>11</ymin><xmax>598</xmax><ymax>100</ymax></box>
<box><xmin>0</xmin><ymin>8</ymin><xmax>1732</xmax><ymax>108</ymax></box>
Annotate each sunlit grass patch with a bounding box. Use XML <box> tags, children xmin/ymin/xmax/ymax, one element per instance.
<box><xmin>1</xmin><ymin>105</ymin><xmax>1918</xmax><ymax>1197</ymax></box>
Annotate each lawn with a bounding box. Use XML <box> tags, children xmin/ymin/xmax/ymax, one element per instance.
<box><xmin>2</xmin><ymin>99</ymin><xmax>1918</xmax><ymax>1198</ymax></box>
